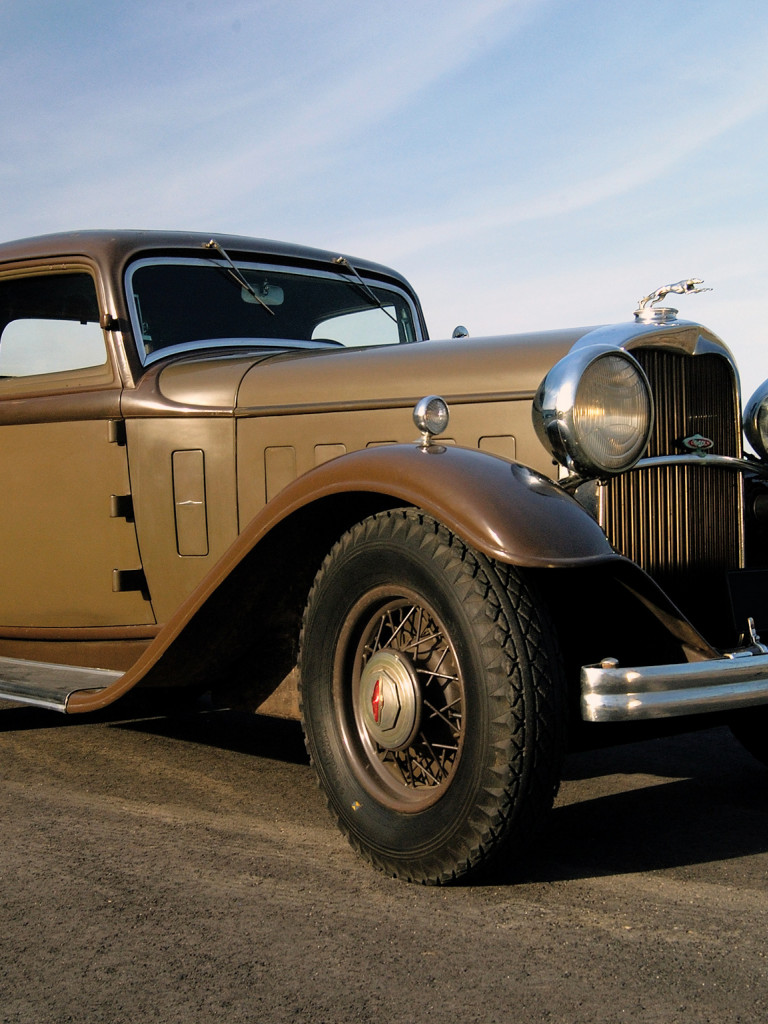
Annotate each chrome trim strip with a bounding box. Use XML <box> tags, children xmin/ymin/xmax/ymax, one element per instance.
<box><xmin>0</xmin><ymin>623</ymin><xmax>160</xmax><ymax>640</ymax></box>
<box><xmin>581</xmin><ymin>652</ymin><xmax>768</xmax><ymax>721</ymax></box>
<box><xmin>563</xmin><ymin>452</ymin><xmax>768</xmax><ymax>492</ymax></box>
<box><xmin>633</xmin><ymin>453</ymin><xmax>763</xmax><ymax>473</ymax></box>
<box><xmin>0</xmin><ymin>690</ymin><xmax>68</xmax><ymax>712</ymax></box>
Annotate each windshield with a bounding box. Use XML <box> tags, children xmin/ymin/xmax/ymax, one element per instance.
<box><xmin>126</xmin><ymin>257</ymin><xmax>421</xmax><ymax>364</ymax></box>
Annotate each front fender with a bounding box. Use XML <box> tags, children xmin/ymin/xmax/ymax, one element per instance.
<box><xmin>67</xmin><ymin>444</ymin><xmax>615</xmax><ymax>713</ymax></box>
<box><xmin>261</xmin><ymin>442</ymin><xmax>616</xmax><ymax>568</ymax></box>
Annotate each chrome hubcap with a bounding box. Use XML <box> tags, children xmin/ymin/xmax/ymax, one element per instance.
<box><xmin>359</xmin><ymin>649</ymin><xmax>421</xmax><ymax>751</ymax></box>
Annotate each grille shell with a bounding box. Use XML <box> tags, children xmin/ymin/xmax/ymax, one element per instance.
<box><xmin>601</xmin><ymin>349</ymin><xmax>742</xmax><ymax>643</ymax></box>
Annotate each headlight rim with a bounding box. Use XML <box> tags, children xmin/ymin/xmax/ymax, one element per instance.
<box><xmin>743</xmin><ymin>379</ymin><xmax>768</xmax><ymax>460</ymax></box>
<box><xmin>533</xmin><ymin>344</ymin><xmax>654</xmax><ymax>478</ymax></box>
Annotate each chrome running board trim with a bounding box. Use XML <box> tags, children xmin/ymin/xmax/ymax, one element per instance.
<box><xmin>0</xmin><ymin>656</ymin><xmax>121</xmax><ymax>712</ymax></box>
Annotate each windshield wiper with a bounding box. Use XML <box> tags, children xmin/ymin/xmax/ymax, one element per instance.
<box><xmin>332</xmin><ymin>256</ymin><xmax>398</xmax><ymax>325</ymax></box>
<box><xmin>203</xmin><ymin>239</ymin><xmax>275</xmax><ymax>316</ymax></box>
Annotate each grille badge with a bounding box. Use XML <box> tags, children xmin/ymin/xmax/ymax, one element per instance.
<box><xmin>681</xmin><ymin>433</ymin><xmax>715</xmax><ymax>454</ymax></box>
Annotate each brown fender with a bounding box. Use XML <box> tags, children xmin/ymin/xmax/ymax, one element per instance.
<box><xmin>67</xmin><ymin>444</ymin><xmax>616</xmax><ymax>712</ymax></box>
<box><xmin>258</xmin><ymin>441</ymin><xmax>616</xmax><ymax>567</ymax></box>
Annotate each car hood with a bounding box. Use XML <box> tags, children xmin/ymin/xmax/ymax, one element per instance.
<box><xmin>235</xmin><ymin>329</ymin><xmax>594</xmax><ymax>413</ymax></box>
<box><xmin>135</xmin><ymin>330</ymin><xmax>592</xmax><ymax>414</ymax></box>
<box><xmin>139</xmin><ymin>350</ymin><xmax>278</xmax><ymax>411</ymax></box>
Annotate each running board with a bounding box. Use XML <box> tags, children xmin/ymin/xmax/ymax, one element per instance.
<box><xmin>0</xmin><ymin>656</ymin><xmax>122</xmax><ymax>712</ymax></box>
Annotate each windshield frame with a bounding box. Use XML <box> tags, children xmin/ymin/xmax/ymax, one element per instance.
<box><xmin>125</xmin><ymin>256</ymin><xmax>424</xmax><ymax>366</ymax></box>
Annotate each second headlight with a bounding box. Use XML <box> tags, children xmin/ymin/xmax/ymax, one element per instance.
<box><xmin>743</xmin><ymin>379</ymin><xmax>768</xmax><ymax>461</ymax></box>
<box><xmin>533</xmin><ymin>346</ymin><xmax>653</xmax><ymax>477</ymax></box>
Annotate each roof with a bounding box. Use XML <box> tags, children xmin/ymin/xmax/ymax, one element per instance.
<box><xmin>0</xmin><ymin>229</ymin><xmax>415</xmax><ymax>290</ymax></box>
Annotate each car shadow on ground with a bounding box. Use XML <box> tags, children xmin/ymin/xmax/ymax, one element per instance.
<box><xmin>115</xmin><ymin>703</ymin><xmax>311</xmax><ymax>765</ymax></box>
<box><xmin>100</xmin><ymin>711</ymin><xmax>768</xmax><ymax>884</ymax></box>
<box><xmin>499</xmin><ymin>726</ymin><xmax>768</xmax><ymax>886</ymax></box>
<box><xmin>0</xmin><ymin>694</ymin><xmax>310</xmax><ymax>764</ymax></box>
<box><xmin>2</xmin><ymin>699</ymin><xmax>765</xmax><ymax>885</ymax></box>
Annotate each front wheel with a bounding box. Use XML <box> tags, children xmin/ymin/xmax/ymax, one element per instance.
<box><xmin>299</xmin><ymin>509</ymin><xmax>566</xmax><ymax>884</ymax></box>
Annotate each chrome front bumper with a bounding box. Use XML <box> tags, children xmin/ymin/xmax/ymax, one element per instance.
<box><xmin>581</xmin><ymin>651</ymin><xmax>768</xmax><ymax>722</ymax></box>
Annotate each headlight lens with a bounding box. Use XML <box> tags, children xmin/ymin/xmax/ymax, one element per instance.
<box><xmin>533</xmin><ymin>347</ymin><xmax>653</xmax><ymax>477</ymax></box>
<box><xmin>744</xmin><ymin>379</ymin><xmax>768</xmax><ymax>459</ymax></box>
<box><xmin>573</xmin><ymin>353</ymin><xmax>652</xmax><ymax>472</ymax></box>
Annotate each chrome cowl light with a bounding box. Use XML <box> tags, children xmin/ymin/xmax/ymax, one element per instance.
<box><xmin>533</xmin><ymin>346</ymin><xmax>653</xmax><ymax>477</ymax></box>
<box><xmin>744</xmin><ymin>379</ymin><xmax>768</xmax><ymax>460</ymax></box>
<box><xmin>413</xmin><ymin>395</ymin><xmax>449</xmax><ymax>447</ymax></box>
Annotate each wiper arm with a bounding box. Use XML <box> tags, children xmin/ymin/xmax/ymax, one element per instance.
<box><xmin>203</xmin><ymin>239</ymin><xmax>275</xmax><ymax>316</ymax></box>
<box><xmin>332</xmin><ymin>256</ymin><xmax>398</xmax><ymax>325</ymax></box>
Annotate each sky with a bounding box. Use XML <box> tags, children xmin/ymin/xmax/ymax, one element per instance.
<box><xmin>2</xmin><ymin>0</ymin><xmax>768</xmax><ymax>396</ymax></box>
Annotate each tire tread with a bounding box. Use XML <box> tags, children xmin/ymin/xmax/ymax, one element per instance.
<box><xmin>299</xmin><ymin>508</ymin><xmax>566</xmax><ymax>884</ymax></box>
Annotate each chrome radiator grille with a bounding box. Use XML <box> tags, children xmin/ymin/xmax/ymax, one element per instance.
<box><xmin>601</xmin><ymin>349</ymin><xmax>741</xmax><ymax>640</ymax></box>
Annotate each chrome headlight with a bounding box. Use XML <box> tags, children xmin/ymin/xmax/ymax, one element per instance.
<box><xmin>744</xmin><ymin>379</ymin><xmax>768</xmax><ymax>459</ymax></box>
<box><xmin>533</xmin><ymin>346</ymin><xmax>653</xmax><ymax>477</ymax></box>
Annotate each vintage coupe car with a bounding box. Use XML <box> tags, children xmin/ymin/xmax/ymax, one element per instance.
<box><xmin>1</xmin><ymin>229</ymin><xmax>767</xmax><ymax>883</ymax></box>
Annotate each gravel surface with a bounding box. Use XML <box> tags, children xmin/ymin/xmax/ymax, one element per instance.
<box><xmin>1</xmin><ymin>697</ymin><xmax>767</xmax><ymax>1024</ymax></box>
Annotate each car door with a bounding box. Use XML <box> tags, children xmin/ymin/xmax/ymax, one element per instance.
<box><xmin>0</xmin><ymin>265</ymin><xmax>155</xmax><ymax>628</ymax></box>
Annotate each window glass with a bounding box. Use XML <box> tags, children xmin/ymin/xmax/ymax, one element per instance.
<box><xmin>312</xmin><ymin>306</ymin><xmax>404</xmax><ymax>347</ymax></box>
<box><xmin>127</xmin><ymin>258</ymin><xmax>420</xmax><ymax>363</ymax></box>
<box><xmin>0</xmin><ymin>272</ymin><xmax>105</xmax><ymax>377</ymax></box>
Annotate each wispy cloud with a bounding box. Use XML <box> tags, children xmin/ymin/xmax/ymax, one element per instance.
<box><xmin>0</xmin><ymin>0</ymin><xmax>551</xmax><ymax>234</ymax></box>
<box><xmin>114</xmin><ymin>0</ymin><xmax>548</xmax><ymax>214</ymax></box>
<box><xmin>2</xmin><ymin>0</ymin><xmax>768</xmax><ymax>396</ymax></box>
<box><xmin>350</xmin><ymin>60</ymin><xmax>768</xmax><ymax>261</ymax></box>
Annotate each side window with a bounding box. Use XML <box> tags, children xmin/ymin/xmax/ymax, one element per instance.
<box><xmin>0</xmin><ymin>272</ymin><xmax>106</xmax><ymax>378</ymax></box>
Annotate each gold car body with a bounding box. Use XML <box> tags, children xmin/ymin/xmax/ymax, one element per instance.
<box><xmin>1</xmin><ymin>230</ymin><xmax>766</xmax><ymax>727</ymax></box>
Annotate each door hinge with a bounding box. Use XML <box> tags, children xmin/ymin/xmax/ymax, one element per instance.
<box><xmin>108</xmin><ymin>419</ymin><xmax>127</xmax><ymax>446</ymax></box>
<box><xmin>110</xmin><ymin>493</ymin><xmax>134</xmax><ymax>521</ymax></box>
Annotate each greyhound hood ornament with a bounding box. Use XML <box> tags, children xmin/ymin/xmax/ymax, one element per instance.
<box><xmin>634</xmin><ymin>278</ymin><xmax>712</xmax><ymax>323</ymax></box>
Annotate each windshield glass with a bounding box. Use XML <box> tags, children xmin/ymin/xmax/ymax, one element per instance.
<box><xmin>126</xmin><ymin>257</ymin><xmax>420</xmax><ymax>364</ymax></box>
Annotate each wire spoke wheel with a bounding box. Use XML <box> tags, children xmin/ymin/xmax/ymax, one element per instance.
<box><xmin>346</xmin><ymin>593</ymin><xmax>464</xmax><ymax>810</ymax></box>
<box><xmin>299</xmin><ymin>509</ymin><xmax>566</xmax><ymax>884</ymax></box>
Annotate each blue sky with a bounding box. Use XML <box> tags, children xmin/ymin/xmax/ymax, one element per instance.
<box><xmin>3</xmin><ymin>0</ymin><xmax>768</xmax><ymax>395</ymax></box>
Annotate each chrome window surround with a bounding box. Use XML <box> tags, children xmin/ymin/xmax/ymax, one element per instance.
<box><xmin>125</xmin><ymin>256</ymin><xmax>424</xmax><ymax>366</ymax></box>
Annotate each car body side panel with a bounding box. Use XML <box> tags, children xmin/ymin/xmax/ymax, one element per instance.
<box><xmin>0</xmin><ymin>419</ymin><xmax>155</xmax><ymax>627</ymax></box>
<box><xmin>117</xmin><ymin>333</ymin><xmax>595</xmax><ymax>620</ymax></box>
<box><xmin>231</xmin><ymin>330</ymin><xmax>592</xmax><ymax>526</ymax></box>
<box><xmin>126</xmin><ymin>416</ymin><xmax>240</xmax><ymax>620</ymax></box>
<box><xmin>66</xmin><ymin>441</ymin><xmax>619</xmax><ymax>712</ymax></box>
<box><xmin>235</xmin><ymin>400</ymin><xmax>556</xmax><ymax>528</ymax></box>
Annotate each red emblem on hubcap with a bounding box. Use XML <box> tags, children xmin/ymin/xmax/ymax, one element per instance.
<box><xmin>371</xmin><ymin>678</ymin><xmax>383</xmax><ymax>724</ymax></box>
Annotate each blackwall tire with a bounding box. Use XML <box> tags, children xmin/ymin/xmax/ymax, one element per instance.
<box><xmin>299</xmin><ymin>509</ymin><xmax>566</xmax><ymax>884</ymax></box>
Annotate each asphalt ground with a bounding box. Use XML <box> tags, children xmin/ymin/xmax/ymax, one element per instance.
<box><xmin>1</xmin><ymin>696</ymin><xmax>766</xmax><ymax>1024</ymax></box>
